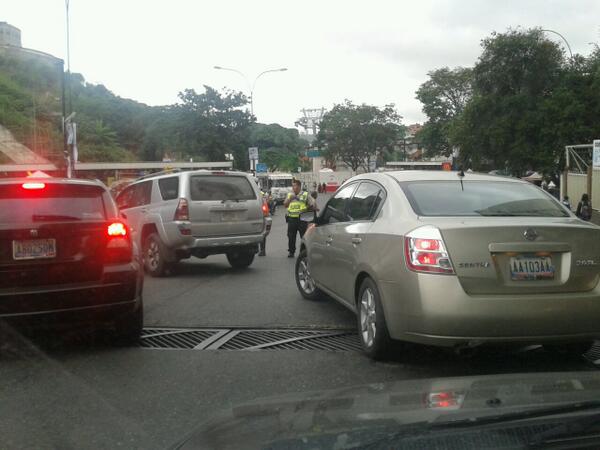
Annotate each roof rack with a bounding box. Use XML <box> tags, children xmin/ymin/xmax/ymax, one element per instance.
<box><xmin>135</xmin><ymin>168</ymin><xmax>183</xmax><ymax>181</ymax></box>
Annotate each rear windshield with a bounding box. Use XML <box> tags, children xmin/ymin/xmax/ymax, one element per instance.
<box><xmin>190</xmin><ymin>175</ymin><xmax>256</xmax><ymax>201</ymax></box>
<box><xmin>401</xmin><ymin>181</ymin><xmax>569</xmax><ymax>217</ymax></box>
<box><xmin>0</xmin><ymin>183</ymin><xmax>107</xmax><ymax>223</ymax></box>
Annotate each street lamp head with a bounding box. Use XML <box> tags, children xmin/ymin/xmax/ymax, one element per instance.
<box><xmin>214</xmin><ymin>65</ymin><xmax>223</xmax><ymax>70</ymax></box>
<box><xmin>279</xmin><ymin>68</ymin><xmax>288</xmax><ymax>72</ymax></box>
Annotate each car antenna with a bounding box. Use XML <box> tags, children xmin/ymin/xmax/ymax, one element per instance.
<box><xmin>457</xmin><ymin>166</ymin><xmax>465</xmax><ymax>191</ymax></box>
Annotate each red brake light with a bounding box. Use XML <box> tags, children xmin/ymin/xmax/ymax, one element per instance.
<box><xmin>22</xmin><ymin>182</ymin><xmax>45</xmax><ymax>190</ymax></box>
<box><xmin>262</xmin><ymin>201</ymin><xmax>269</xmax><ymax>217</ymax></box>
<box><xmin>404</xmin><ymin>226</ymin><xmax>454</xmax><ymax>274</ymax></box>
<box><xmin>414</xmin><ymin>238</ymin><xmax>440</xmax><ymax>251</ymax></box>
<box><xmin>107</xmin><ymin>222</ymin><xmax>127</xmax><ymax>237</ymax></box>
<box><xmin>105</xmin><ymin>221</ymin><xmax>132</xmax><ymax>264</ymax></box>
<box><xmin>174</xmin><ymin>198</ymin><xmax>189</xmax><ymax>221</ymax></box>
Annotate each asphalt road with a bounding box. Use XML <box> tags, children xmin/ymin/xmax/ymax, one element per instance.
<box><xmin>0</xmin><ymin>193</ymin><xmax>596</xmax><ymax>449</ymax></box>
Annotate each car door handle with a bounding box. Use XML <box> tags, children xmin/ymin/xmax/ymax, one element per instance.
<box><xmin>351</xmin><ymin>237</ymin><xmax>362</xmax><ymax>245</ymax></box>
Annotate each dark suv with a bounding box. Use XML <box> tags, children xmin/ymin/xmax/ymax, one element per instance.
<box><xmin>0</xmin><ymin>178</ymin><xmax>143</xmax><ymax>342</ymax></box>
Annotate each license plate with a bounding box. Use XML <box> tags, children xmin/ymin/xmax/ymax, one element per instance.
<box><xmin>12</xmin><ymin>239</ymin><xmax>57</xmax><ymax>260</ymax></box>
<box><xmin>510</xmin><ymin>256</ymin><xmax>554</xmax><ymax>281</ymax></box>
<box><xmin>221</xmin><ymin>211</ymin><xmax>243</xmax><ymax>221</ymax></box>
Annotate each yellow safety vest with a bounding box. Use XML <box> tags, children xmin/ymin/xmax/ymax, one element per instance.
<box><xmin>287</xmin><ymin>191</ymin><xmax>309</xmax><ymax>218</ymax></box>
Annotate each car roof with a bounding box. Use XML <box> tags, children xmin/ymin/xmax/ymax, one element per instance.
<box><xmin>0</xmin><ymin>177</ymin><xmax>107</xmax><ymax>188</ymax></box>
<box><xmin>354</xmin><ymin>170</ymin><xmax>524</xmax><ymax>184</ymax></box>
<box><xmin>129</xmin><ymin>169</ymin><xmax>250</xmax><ymax>184</ymax></box>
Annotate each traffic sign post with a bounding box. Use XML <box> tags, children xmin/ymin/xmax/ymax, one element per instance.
<box><xmin>256</xmin><ymin>163</ymin><xmax>267</xmax><ymax>173</ymax></box>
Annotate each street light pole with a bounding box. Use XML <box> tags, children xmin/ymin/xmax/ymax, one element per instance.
<box><xmin>541</xmin><ymin>29</ymin><xmax>573</xmax><ymax>59</ymax></box>
<box><xmin>213</xmin><ymin>66</ymin><xmax>287</xmax><ymax>118</ymax></box>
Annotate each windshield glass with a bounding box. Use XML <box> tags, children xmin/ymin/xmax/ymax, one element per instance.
<box><xmin>190</xmin><ymin>175</ymin><xmax>256</xmax><ymax>201</ymax></box>
<box><xmin>401</xmin><ymin>181</ymin><xmax>569</xmax><ymax>217</ymax></box>
<box><xmin>271</xmin><ymin>179</ymin><xmax>293</xmax><ymax>188</ymax></box>
<box><xmin>0</xmin><ymin>183</ymin><xmax>106</xmax><ymax>222</ymax></box>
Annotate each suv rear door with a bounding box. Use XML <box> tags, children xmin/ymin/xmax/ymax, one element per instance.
<box><xmin>0</xmin><ymin>181</ymin><xmax>111</xmax><ymax>289</ymax></box>
<box><xmin>117</xmin><ymin>180</ymin><xmax>152</xmax><ymax>247</ymax></box>
<box><xmin>187</xmin><ymin>173</ymin><xmax>264</xmax><ymax>237</ymax></box>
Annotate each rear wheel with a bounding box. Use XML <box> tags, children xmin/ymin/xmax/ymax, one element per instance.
<box><xmin>357</xmin><ymin>278</ymin><xmax>393</xmax><ymax>360</ymax></box>
<box><xmin>110</xmin><ymin>302</ymin><xmax>143</xmax><ymax>345</ymax></box>
<box><xmin>227</xmin><ymin>249</ymin><xmax>255</xmax><ymax>269</ymax></box>
<box><xmin>144</xmin><ymin>233</ymin><xmax>169</xmax><ymax>277</ymax></box>
<box><xmin>295</xmin><ymin>250</ymin><xmax>322</xmax><ymax>300</ymax></box>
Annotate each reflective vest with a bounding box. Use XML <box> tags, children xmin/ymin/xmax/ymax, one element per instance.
<box><xmin>287</xmin><ymin>191</ymin><xmax>309</xmax><ymax>218</ymax></box>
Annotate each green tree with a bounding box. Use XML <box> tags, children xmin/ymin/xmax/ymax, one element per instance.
<box><xmin>415</xmin><ymin>67</ymin><xmax>472</xmax><ymax>157</ymax></box>
<box><xmin>317</xmin><ymin>100</ymin><xmax>403</xmax><ymax>172</ymax></box>
<box><xmin>176</xmin><ymin>86</ymin><xmax>253</xmax><ymax>168</ymax></box>
<box><xmin>249</xmin><ymin>123</ymin><xmax>306</xmax><ymax>171</ymax></box>
<box><xmin>452</xmin><ymin>28</ymin><xmax>565</xmax><ymax>174</ymax></box>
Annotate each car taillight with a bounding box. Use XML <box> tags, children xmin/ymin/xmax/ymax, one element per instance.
<box><xmin>22</xmin><ymin>182</ymin><xmax>45</xmax><ymax>190</ymax></box>
<box><xmin>262</xmin><ymin>200</ymin><xmax>269</xmax><ymax>217</ymax></box>
<box><xmin>174</xmin><ymin>198</ymin><xmax>189</xmax><ymax>221</ymax></box>
<box><xmin>404</xmin><ymin>226</ymin><xmax>454</xmax><ymax>274</ymax></box>
<box><xmin>105</xmin><ymin>221</ymin><xmax>132</xmax><ymax>264</ymax></box>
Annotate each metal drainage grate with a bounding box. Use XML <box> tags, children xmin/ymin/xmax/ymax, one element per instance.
<box><xmin>139</xmin><ymin>328</ymin><xmax>361</xmax><ymax>352</ymax></box>
<box><xmin>584</xmin><ymin>342</ymin><xmax>600</xmax><ymax>365</ymax></box>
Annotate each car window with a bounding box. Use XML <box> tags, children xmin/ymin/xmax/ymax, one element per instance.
<box><xmin>347</xmin><ymin>182</ymin><xmax>383</xmax><ymax>221</ymax></box>
<box><xmin>320</xmin><ymin>184</ymin><xmax>356</xmax><ymax>225</ymax></box>
<box><xmin>190</xmin><ymin>175</ymin><xmax>256</xmax><ymax>201</ymax></box>
<box><xmin>0</xmin><ymin>183</ymin><xmax>106</xmax><ymax>223</ymax></box>
<box><xmin>158</xmin><ymin>177</ymin><xmax>179</xmax><ymax>201</ymax></box>
<box><xmin>116</xmin><ymin>185</ymin><xmax>135</xmax><ymax>210</ymax></box>
<box><xmin>401</xmin><ymin>181</ymin><xmax>569</xmax><ymax>217</ymax></box>
<box><xmin>132</xmin><ymin>181</ymin><xmax>153</xmax><ymax>207</ymax></box>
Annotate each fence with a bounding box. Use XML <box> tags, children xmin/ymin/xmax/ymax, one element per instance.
<box><xmin>562</xmin><ymin>144</ymin><xmax>600</xmax><ymax>210</ymax></box>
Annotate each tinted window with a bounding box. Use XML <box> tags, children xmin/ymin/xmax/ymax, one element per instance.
<box><xmin>134</xmin><ymin>181</ymin><xmax>152</xmax><ymax>206</ymax></box>
<box><xmin>347</xmin><ymin>182</ymin><xmax>383</xmax><ymax>221</ymax></box>
<box><xmin>158</xmin><ymin>177</ymin><xmax>179</xmax><ymax>200</ymax></box>
<box><xmin>116</xmin><ymin>185</ymin><xmax>135</xmax><ymax>209</ymax></box>
<box><xmin>190</xmin><ymin>175</ymin><xmax>256</xmax><ymax>201</ymax></box>
<box><xmin>271</xmin><ymin>179</ymin><xmax>293</xmax><ymax>187</ymax></box>
<box><xmin>402</xmin><ymin>181</ymin><xmax>569</xmax><ymax>217</ymax></box>
<box><xmin>320</xmin><ymin>184</ymin><xmax>356</xmax><ymax>224</ymax></box>
<box><xmin>0</xmin><ymin>183</ymin><xmax>106</xmax><ymax>223</ymax></box>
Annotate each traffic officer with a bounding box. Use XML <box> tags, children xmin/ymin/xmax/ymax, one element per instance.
<box><xmin>284</xmin><ymin>179</ymin><xmax>317</xmax><ymax>258</ymax></box>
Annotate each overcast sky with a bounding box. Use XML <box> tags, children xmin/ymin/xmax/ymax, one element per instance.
<box><xmin>5</xmin><ymin>1</ymin><xmax>600</xmax><ymax>128</ymax></box>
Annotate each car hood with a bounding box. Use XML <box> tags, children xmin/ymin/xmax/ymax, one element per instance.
<box><xmin>174</xmin><ymin>371</ymin><xmax>600</xmax><ymax>449</ymax></box>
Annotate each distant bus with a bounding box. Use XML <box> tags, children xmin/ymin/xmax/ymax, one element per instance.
<box><xmin>384</xmin><ymin>161</ymin><xmax>452</xmax><ymax>171</ymax></box>
<box><xmin>257</xmin><ymin>172</ymin><xmax>294</xmax><ymax>203</ymax></box>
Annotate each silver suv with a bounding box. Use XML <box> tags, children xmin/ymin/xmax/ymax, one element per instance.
<box><xmin>116</xmin><ymin>170</ymin><xmax>271</xmax><ymax>276</ymax></box>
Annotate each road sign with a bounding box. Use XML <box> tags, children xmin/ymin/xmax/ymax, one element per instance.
<box><xmin>307</xmin><ymin>150</ymin><xmax>320</xmax><ymax>158</ymax></box>
<box><xmin>248</xmin><ymin>147</ymin><xmax>259</xmax><ymax>160</ymax></box>
<box><xmin>594</xmin><ymin>140</ymin><xmax>600</xmax><ymax>168</ymax></box>
<box><xmin>256</xmin><ymin>163</ymin><xmax>267</xmax><ymax>173</ymax></box>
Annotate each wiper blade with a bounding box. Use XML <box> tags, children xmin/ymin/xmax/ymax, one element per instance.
<box><xmin>528</xmin><ymin>411</ymin><xmax>600</xmax><ymax>447</ymax></box>
<box><xmin>431</xmin><ymin>400</ymin><xmax>600</xmax><ymax>429</ymax></box>
<box><xmin>32</xmin><ymin>214</ymin><xmax>81</xmax><ymax>221</ymax></box>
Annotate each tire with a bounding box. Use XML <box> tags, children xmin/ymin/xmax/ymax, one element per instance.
<box><xmin>295</xmin><ymin>250</ymin><xmax>322</xmax><ymax>300</ymax></box>
<box><xmin>227</xmin><ymin>249</ymin><xmax>255</xmax><ymax>269</ymax></box>
<box><xmin>143</xmin><ymin>233</ymin><xmax>169</xmax><ymax>277</ymax></box>
<box><xmin>357</xmin><ymin>277</ymin><xmax>393</xmax><ymax>360</ymax></box>
<box><xmin>111</xmin><ymin>301</ymin><xmax>143</xmax><ymax>345</ymax></box>
<box><xmin>544</xmin><ymin>341</ymin><xmax>594</xmax><ymax>356</ymax></box>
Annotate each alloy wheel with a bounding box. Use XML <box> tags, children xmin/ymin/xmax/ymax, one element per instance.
<box><xmin>297</xmin><ymin>257</ymin><xmax>316</xmax><ymax>295</ymax></box>
<box><xmin>360</xmin><ymin>287</ymin><xmax>377</xmax><ymax>347</ymax></box>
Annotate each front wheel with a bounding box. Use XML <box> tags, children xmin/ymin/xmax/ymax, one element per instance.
<box><xmin>357</xmin><ymin>278</ymin><xmax>393</xmax><ymax>360</ymax></box>
<box><xmin>227</xmin><ymin>249</ymin><xmax>255</xmax><ymax>269</ymax></box>
<box><xmin>295</xmin><ymin>250</ymin><xmax>322</xmax><ymax>300</ymax></box>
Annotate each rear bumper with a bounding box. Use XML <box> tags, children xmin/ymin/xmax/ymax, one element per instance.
<box><xmin>167</xmin><ymin>230</ymin><xmax>268</xmax><ymax>250</ymax></box>
<box><xmin>379</xmin><ymin>275</ymin><xmax>600</xmax><ymax>347</ymax></box>
<box><xmin>0</xmin><ymin>262</ymin><xmax>143</xmax><ymax>330</ymax></box>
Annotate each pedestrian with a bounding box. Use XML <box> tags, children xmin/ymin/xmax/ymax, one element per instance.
<box><xmin>562</xmin><ymin>195</ymin><xmax>571</xmax><ymax>211</ymax></box>
<box><xmin>257</xmin><ymin>184</ymin><xmax>268</xmax><ymax>256</ymax></box>
<box><xmin>284</xmin><ymin>179</ymin><xmax>317</xmax><ymax>258</ymax></box>
<box><xmin>322</xmin><ymin>182</ymin><xmax>327</xmax><ymax>193</ymax></box>
<box><xmin>576</xmin><ymin>193</ymin><xmax>592</xmax><ymax>221</ymax></box>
